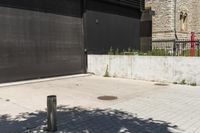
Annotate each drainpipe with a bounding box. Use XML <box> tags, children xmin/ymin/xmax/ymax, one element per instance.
<box><xmin>174</xmin><ymin>0</ymin><xmax>178</xmax><ymax>40</ymax></box>
<box><xmin>173</xmin><ymin>0</ymin><xmax>178</xmax><ymax>56</ymax></box>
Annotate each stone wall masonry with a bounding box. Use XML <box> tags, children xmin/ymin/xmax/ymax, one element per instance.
<box><xmin>145</xmin><ymin>0</ymin><xmax>200</xmax><ymax>40</ymax></box>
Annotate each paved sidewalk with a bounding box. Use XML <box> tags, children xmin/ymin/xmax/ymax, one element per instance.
<box><xmin>0</xmin><ymin>75</ymin><xmax>200</xmax><ymax>133</ymax></box>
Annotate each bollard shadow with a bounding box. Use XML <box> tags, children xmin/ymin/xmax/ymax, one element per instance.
<box><xmin>0</xmin><ymin>106</ymin><xmax>179</xmax><ymax>133</ymax></box>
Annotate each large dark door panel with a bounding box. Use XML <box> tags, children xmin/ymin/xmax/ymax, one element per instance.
<box><xmin>0</xmin><ymin>4</ymin><xmax>85</xmax><ymax>83</ymax></box>
<box><xmin>85</xmin><ymin>0</ymin><xmax>141</xmax><ymax>54</ymax></box>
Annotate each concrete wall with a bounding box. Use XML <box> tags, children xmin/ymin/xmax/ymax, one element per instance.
<box><xmin>88</xmin><ymin>55</ymin><xmax>200</xmax><ymax>85</ymax></box>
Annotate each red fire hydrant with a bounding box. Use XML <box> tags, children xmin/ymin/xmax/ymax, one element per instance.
<box><xmin>191</xmin><ymin>32</ymin><xmax>195</xmax><ymax>56</ymax></box>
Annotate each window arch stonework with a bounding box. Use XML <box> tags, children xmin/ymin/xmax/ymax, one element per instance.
<box><xmin>180</xmin><ymin>11</ymin><xmax>188</xmax><ymax>32</ymax></box>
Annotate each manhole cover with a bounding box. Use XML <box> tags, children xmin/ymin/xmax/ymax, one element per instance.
<box><xmin>97</xmin><ymin>96</ymin><xmax>118</xmax><ymax>101</ymax></box>
<box><xmin>154</xmin><ymin>83</ymin><xmax>169</xmax><ymax>86</ymax></box>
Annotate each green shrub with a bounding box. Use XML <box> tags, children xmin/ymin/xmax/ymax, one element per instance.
<box><xmin>108</xmin><ymin>47</ymin><xmax>114</xmax><ymax>55</ymax></box>
<box><xmin>104</xmin><ymin>65</ymin><xmax>110</xmax><ymax>77</ymax></box>
<box><xmin>128</xmin><ymin>48</ymin><xmax>132</xmax><ymax>53</ymax></box>
<box><xmin>183</xmin><ymin>49</ymin><xmax>200</xmax><ymax>57</ymax></box>
<box><xmin>180</xmin><ymin>79</ymin><xmax>186</xmax><ymax>85</ymax></box>
<box><xmin>115</xmin><ymin>48</ymin><xmax>119</xmax><ymax>55</ymax></box>
<box><xmin>107</xmin><ymin>48</ymin><xmax>173</xmax><ymax>56</ymax></box>
<box><xmin>190</xmin><ymin>82</ymin><xmax>197</xmax><ymax>86</ymax></box>
<box><xmin>151</xmin><ymin>49</ymin><xmax>167</xmax><ymax>56</ymax></box>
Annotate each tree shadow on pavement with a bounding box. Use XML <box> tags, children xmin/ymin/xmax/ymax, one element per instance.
<box><xmin>0</xmin><ymin>106</ymin><xmax>179</xmax><ymax>133</ymax></box>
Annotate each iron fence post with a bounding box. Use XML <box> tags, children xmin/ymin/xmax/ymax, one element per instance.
<box><xmin>198</xmin><ymin>41</ymin><xmax>200</xmax><ymax>57</ymax></box>
<box><xmin>173</xmin><ymin>40</ymin><xmax>176</xmax><ymax>56</ymax></box>
<box><xmin>184</xmin><ymin>42</ymin><xmax>186</xmax><ymax>56</ymax></box>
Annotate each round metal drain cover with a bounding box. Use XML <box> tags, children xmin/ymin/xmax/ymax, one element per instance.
<box><xmin>97</xmin><ymin>96</ymin><xmax>118</xmax><ymax>101</ymax></box>
<box><xmin>155</xmin><ymin>83</ymin><xmax>169</xmax><ymax>86</ymax></box>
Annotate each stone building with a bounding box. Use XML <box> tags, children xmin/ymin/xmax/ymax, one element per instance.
<box><xmin>145</xmin><ymin>0</ymin><xmax>200</xmax><ymax>40</ymax></box>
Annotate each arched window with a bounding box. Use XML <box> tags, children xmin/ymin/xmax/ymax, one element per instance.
<box><xmin>180</xmin><ymin>11</ymin><xmax>188</xmax><ymax>31</ymax></box>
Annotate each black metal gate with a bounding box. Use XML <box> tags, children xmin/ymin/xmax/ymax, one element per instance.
<box><xmin>152</xmin><ymin>39</ymin><xmax>200</xmax><ymax>56</ymax></box>
<box><xmin>0</xmin><ymin>0</ymin><xmax>85</xmax><ymax>83</ymax></box>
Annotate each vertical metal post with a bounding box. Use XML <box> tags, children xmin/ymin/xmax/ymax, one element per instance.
<box><xmin>173</xmin><ymin>40</ymin><xmax>176</xmax><ymax>56</ymax></box>
<box><xmin>183</xmin><ymin>43</ymin><xmax>185</xmax><ymax>56</ymax></box>
<box><xmin>191</xmin><ymin>32</ymin><xmax>195</xmax><ymax>56</ymax></box>
<box><xmin>47</xmin><ymin>95</ymin><xmax>57</xmax><ymax>132</ymax></box>
<box><xmin>198</xmin><ymin>41</ymin><xmax>200</xmax><ymax>57</ymax></box>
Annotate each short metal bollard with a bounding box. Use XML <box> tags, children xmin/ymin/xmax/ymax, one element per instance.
<box><xmin>47</xmin><ymin>95</ymin><xmax>57</xmax><ymax>132</ymax></box>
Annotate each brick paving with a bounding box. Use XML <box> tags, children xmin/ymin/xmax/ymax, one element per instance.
<box><xmin>0</xmin><ymin>75</ymin><xmax>199</xmax><ymax>133</ymax></box>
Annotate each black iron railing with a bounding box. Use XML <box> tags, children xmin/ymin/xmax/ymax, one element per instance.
<box><xmin>152</xmin><ymin>39</ymin><xmax>200</xmax><ymax>56</ymax></box>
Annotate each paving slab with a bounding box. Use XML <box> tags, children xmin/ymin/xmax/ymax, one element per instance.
<box><xmin>0</xmin><ymin>75</ymin><xmax>200</xmax><ymax>133</ymax></box>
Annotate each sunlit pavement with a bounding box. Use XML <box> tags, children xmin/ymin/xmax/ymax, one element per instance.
<box><xmin>0</xmin><ymin>74</ymin><xmax>199</xmax><ymax>133</ymax></box>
